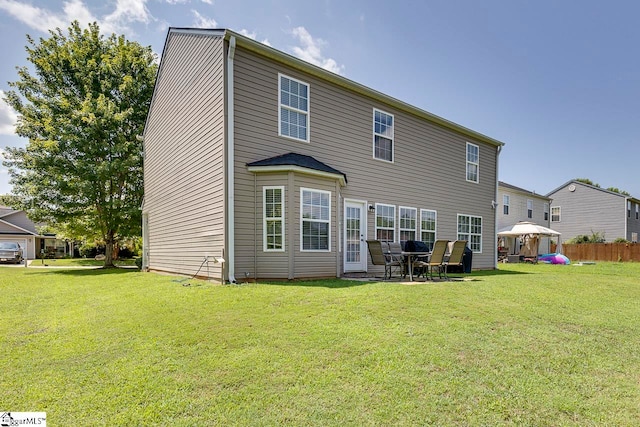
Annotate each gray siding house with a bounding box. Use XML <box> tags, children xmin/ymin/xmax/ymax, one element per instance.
<box><xmin>546</xmin><ymin>180</ymin><xmax>640</xmax><ymax>242</ymax></box>
<box><xmin>142</xmin><ymin>28</ymin><xmax>506</xmax><ymax>282</ymax></box>
<box><xmin>0</xmin><ymin>205</ymin><xmax>48</xmax><ymax>260</ymax></box>
<box><xmin>497</xmin><ymin>181</ymin><xmax>553</xmax><ymax>255</ymax></box>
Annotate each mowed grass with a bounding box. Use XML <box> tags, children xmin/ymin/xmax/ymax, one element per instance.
<box><xmin>1</xmin><ymin>263</ymin><xmax>640</xmax><ymax>425</ymax></box>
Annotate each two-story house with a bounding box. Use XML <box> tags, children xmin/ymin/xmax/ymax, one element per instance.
<box><xmin>497</xmin><ymin>181</ymin><xmax>553</xmax><ymax>255</ymax></box>
<box><xmin>546</xmin><ymin>180</ymin><xmax>640</xmax><ymax>242</ymax></box>
<box><xmin>142</xmin><ymin>28</ymin><xmax>506</xmax><ymax>282</ymax></box>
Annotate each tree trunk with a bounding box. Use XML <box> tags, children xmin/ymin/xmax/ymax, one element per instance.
<box><xmin>104</xmin><ymin>230</ymin><xmax>115</xmax><ymax>267</ymax></box>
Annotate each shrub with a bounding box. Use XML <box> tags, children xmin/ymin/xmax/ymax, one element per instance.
<box><xmin>134</xmin><ymin>257</ymin><xmax>143</xmax><ymax>270</ymax></box>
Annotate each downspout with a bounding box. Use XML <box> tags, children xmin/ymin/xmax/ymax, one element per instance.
<box><xmin>227</xmin><ymin>35</ymin><xmax>237</xmax><ymax>283</ymax></box>
<box><xmin>494</xmin><ymin>144</ymin><xmax>503</xmax><ymax>269</ymax></box>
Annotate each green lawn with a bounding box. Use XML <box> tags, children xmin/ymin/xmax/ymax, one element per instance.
<box><xmin>1</xmin><ymin>263</ymin><xmax>639</xmax><ymax>425</ymax></box>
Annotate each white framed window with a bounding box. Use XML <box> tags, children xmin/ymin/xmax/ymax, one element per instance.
<box><xmin>628</xmin><ymin>201</ymin><xmax>632</xmax><ymax>218</ymax></box>
<box><xmin>527</xmin><ymin>199</ymin><xmax>533</xmax><ymax>219</ymax></box>
<box><xmin>279</xmin><ymin>74</ymin><xmax>309</xmax><ymax>142</ymax></box>
<box><xmin>373</xmin><ymin>109</ymin><xmax>394</xmax><ymax>162</ymax></box>
<box><xmin>551</xmin><ymin>206</ymin><xmax>561</xmax><ymax>222</ymax></box>
<box><xmin>375</xmin><ymin>203</ymin><xmax>395</xmax><ymax>242</ymax></box>
<box><xmin>300</xmin><ymin>188</ymin><xmax>330</xmax><ymax>251</ymax></box>
<box><xmin>420</xmin><ymin>209</ymin><xmax>437</xmax><ymax>250</ymax></box>
<box><xmin>636</xmin><ymin>204</ymin><xmax>639</xmax><ymax>220</ymax></box>
<box><xmin>263</xmin><ymin>186</ymin><xmax>284</xmax><ymax>251</ymax></box>
<box><xmin>503</xmin><ymin>195</ymin><xmax>510</xmax><ymax>215</ymax></box>
<box><xmin>544</xmin><ymin>203</ymin><xmax>549</xmax><ymax>221</ymax></box>
<box><xmin>399</xmin><ymin>207</ymin><xmax>417</xmax><ymax>242</ymax></box>
<box><xmin>466</xmin><ymin>142</ymin><xmax>479</xmax><ymax>183</ymax></box>
<box><xmin>458</xmin><ymin>214</ymin><xmax>482</xmax><ymax>253</ymax></box>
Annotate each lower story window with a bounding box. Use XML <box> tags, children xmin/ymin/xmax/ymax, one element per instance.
<box><xmin>399</xmin><ymin>206</ymin><xmax>417</xmax><ymax>242</ymax></box>
<box><xmin>420</xmin><ymin>209</ymin><xmax>437</xmax><ymax>250</ymax></box>
<box><xmin>458</xmin><ymin>214</ymin><xmax>482</xmax><ymax>253</ymax></box>
<box><xmin>264</xmin><ymin>186</ymin><xmax>284</xmax><ymax>251</ymax></box>
<box><xmin>375</xmin><ymin>203</ymin><xmax>395</xmax><ymax>241</ymax></box>
<box><xmin>301</xmin><ymin>188</ymin><xmax>331</xmax><ymax>251</ymax></box>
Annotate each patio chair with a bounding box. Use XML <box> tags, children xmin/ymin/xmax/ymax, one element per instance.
<box><xmin>366</xmin><ymin>240</ymin><xmax>404</xmax><ymax>280</ymax></box>
<box><xmin>415</xmin><ymin>239</ymin><xmax>449</xmax><ymax>280</ymax></box>
<box><xmin>442</xmin><ymin>240</ymin><xmax>467</xmax><ymax>280</ymax></box>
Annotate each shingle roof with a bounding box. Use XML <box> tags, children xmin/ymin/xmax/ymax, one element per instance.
<box><xmin>247</xmin><ymin>152</ymin><xmax>347</xmax><ymax>184</ymax></box>
<box><xmin>499</xmin><ymin>181</ymin><xmax>551</xmax><ymax>200</ymax></box>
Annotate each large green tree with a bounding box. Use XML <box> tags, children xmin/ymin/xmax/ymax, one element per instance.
<box><xmin>2</xmin><ymin>21</ymin><xmax>157</xmax><ymax>266</ymax></box>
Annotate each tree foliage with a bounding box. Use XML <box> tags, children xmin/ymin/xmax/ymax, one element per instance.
<box><xmin>2</xmin><ymin>21</ymin><xmax>157</xmax><ymax>266</ymax></box>
<box><xmin>606</xmin><ymin>187</ymin><xmax>631</xmax><ymax>196</ymax></box>
<box><xmin>575</xmin><ymin>178</ymin><xmax>600</xmax><ymax>188</ymax></box>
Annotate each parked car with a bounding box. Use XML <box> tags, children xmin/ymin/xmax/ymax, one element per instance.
<box><xmin>0</xmin><ymin>242</ymin><xmax>24</xmax><ymax>264</ymax></box>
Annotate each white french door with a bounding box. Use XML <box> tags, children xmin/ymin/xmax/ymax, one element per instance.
<box><xmin>344</xmin><ymin>200</ymin><xmax>367</xmax><ymax>272</ymax></box>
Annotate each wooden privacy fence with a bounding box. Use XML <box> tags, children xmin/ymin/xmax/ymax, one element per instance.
<box><xmin>557</xmin><ymin>243</ymin><xmax>640</xmax><ymax>262</ymax></box>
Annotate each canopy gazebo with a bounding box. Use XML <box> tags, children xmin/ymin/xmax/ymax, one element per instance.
<box><xmin>497</xmin><ymin>221</ymin><xmax>562</xmax><ymax>260</ymax></box>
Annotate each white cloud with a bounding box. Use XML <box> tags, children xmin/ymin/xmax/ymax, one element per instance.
<box><xmin>200</xmin><ymin>0</ymin><xmax>214</xmax><ymax>4</ymax></box>
<box><xmin>0</xmin><ymin>92</ymin><xmax>18</xmax><ymax>136</ymax></box>
<box><xmin>238</xmin><ymin>29</ymin><xmax>271</xmax><ymax>47</ymax></box>
<box><xmin>0</xmin><ymin>0</ymin><xmax>154</xmax><ymax>35</ymax></box>
<box><xmin>191</xmin><ymin>9</ymin><xmax>217</xmax><ymax>28</ymax></box>
<box><xmin>102</xmin><ymin>0</ymin><xmax>152</xmax><ymax>34</ymax></box>
<box><xmin>290</xmin><ymin>26</ymin><xmax>344</xmax><ymax>75</ymax></box>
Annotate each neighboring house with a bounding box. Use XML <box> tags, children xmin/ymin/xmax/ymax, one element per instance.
<box><xmin>142</xmin><ymin>28</ymin><xmax>506</xmax><ymax>281</ymax></box>
<box><xmin>546</xmin><ymin>180</ymin><xmax>640</xmax><ymax>242</ymax></box>
<box><xmin>0</xmin><ymin>205</ymin><xmax>40</xmax><ymax>260</ymax></box>
<box><xmin>497</xmin><ymin>181</ymin><xmax>553</xmax><ymax>255</ymax></box>
<box><xmin>0</xmin><ymin>205</ymin><xmax>70</xmax><ymax>259</ymax></box>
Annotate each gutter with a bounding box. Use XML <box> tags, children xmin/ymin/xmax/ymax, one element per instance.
<box><xmin>495</xmin><ymin>144</ymin><xmax>502</xmax><ymax>269</ymax></box>
<box><xmin>226</xmin><ymin>36</ymin><xmax>237</xmax><ymax>283</ymax></box>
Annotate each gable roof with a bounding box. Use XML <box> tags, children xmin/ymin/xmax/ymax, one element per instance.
<box><xmin>499</xmin><ymin>181</ymin><xmax>551</xmax><ymax>201</ymax></box>
<box><xmin>547</xmin><ymin>179</ymin><xmax>640</xmax><ymax>203</ymax></box>
<box><xmin>161</xmin><ymin>28</ymin><xmax>506</xmax><ymax>150</ymax></box>
<box><xmin>247</xmin><ymin>152</ymin><xmax>347</xmax><ymax>186</ymax></box>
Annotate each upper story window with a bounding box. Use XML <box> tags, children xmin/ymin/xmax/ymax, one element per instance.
<box><xmin>636</xmin><ymin>204</ymin><xmax>639</xmax><ymax>220</ymax></box>
<box><xmin>263</xmin><ymin>186</ymin><xmax>284</xmax><ymax>251</ymax></box>
<box><xmin>628</xmin><ymin>201</ymin><xmax>632</xmax><ymax>218</ymax></box>
<box><xmin>551</xmin><ymin>206</ymin><xmax>561</xmax><ymax>222</ymax></box>
<box><xmin>466</xmin><ymin>143</ymin><xmax>479</xmax><ymax>183</ymax></box>
<box><xmin>301</xmin><ymin>188</ymin><xmax>330</xmax><ymax>251</ymax></box>
<box><xmin>420</xmin><ymin>209</ymin><xmax>437</xmax><ymax>250</ymax></box>
<box><xmin>279</xmin><ymin>74</ymin><xmax>309</xmax><ymax>142</ymax></box>
<box><xmin>373</xmin><ymin>109</ymin><xmax>394</xmax><ymax>162</ymax></box>
<box><xmin>544</xmin><ymin>203</ymin><xmax>549</xmax><ymax>221</ymax></box>
<box><xmin>503</xmin><ymin>195</ymin><xmax>510</xmax><ymax>215</ymax></box>
<box><xmin>399</xmin><ymin>207</ymin><xmax>417</xmax><ymax>242</ymax></box>
<box><xmin>375</xmin><ymin>203</ymin><xmax>395</xmax><ymax>242</ymax></box>
<box><xmin>527</xmin><ymin>200</ymin><xmax>533</xmax><ymax>219</ymax></box>
<box><xmin>458</xmin><ymin>214</ymin><xmax>482</xmax><ymax>253</ymax></box>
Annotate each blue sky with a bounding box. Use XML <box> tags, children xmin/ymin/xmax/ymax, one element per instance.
<box><xmin>1</xmin><ymin>0</ymin><xmax>639</xmax><ymax>197</ymax></box>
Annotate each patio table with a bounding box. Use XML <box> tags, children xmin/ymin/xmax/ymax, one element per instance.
<box><xmin>401</xmin><ymin>251</ymin><xmax>431</xmax><ymax>281</ymax></box>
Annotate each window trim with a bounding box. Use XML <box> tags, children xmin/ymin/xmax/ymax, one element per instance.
<box><xmin>544</xmin><ymin>203</ymin><xmax>549</xmax><ymax>221</ymax></box>
<box><xmin>375</xmin><ymin>203</ymin><xmax>396</xmax><ymax>242</ymax></box>
<box><xmin>399</xmin><ymin>206</ymin><xmax>417</xmax><ymax>242</ymax></box>
<box><xmin>457</xmin><ymin>213</ymin><xmax>483</xmax><ymax>253</ymax></box>
<box><xmin>278</xmin><ymin>73</ymin><xmax>310</xmax><ymax>143</ymax></box>
<box><xmin>551</xmin><ymin>206</ymin><xmax>561</xmax><ymax>222</ymax></box>
<box><xmin>372</xmin><ymin>108</ymin><xmax>395</xmax><ymax>163</ymax></box>
<box><xmin>420</xmin><ymin>209</ymin><xmax>437</xmax><ymax>250</ymax></box>
<box><xmin>527</xmin><ymin>199</ymin><xmax>533</xmax><ymax>219</ymax></box>
<box><xmin>466</xmin><ymin>142</ymin><xmax>479</xmax><ymax>183</ymax></box>
<box><xmin>503</xmin><ymin>195</ymin><xmax>510</xmax><ymax>215</ymax></box>
<box><xmin>300</xmin><ymin>187</ymin><xmax>331</xmax><ymax>252</ymax></box>
<box><xmin>263</xmin><ymin>186</ymin><xmax>285</xmax><ymax>252</ymax></box>
<box><xmin>636</xmin><ymin>204</ymin><xmax>639</xmax><ymax>220</ymax></box>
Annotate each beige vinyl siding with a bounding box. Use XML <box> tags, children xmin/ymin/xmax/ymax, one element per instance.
<box><xmin>232</xmin><ymin>47</ymin><xmax>498</xmax><ymax>272</ymax></box>
<box><xmin>143</xmin><ymin>32</ymin><xmax>226</xmax><ymax>278</ymax></box>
